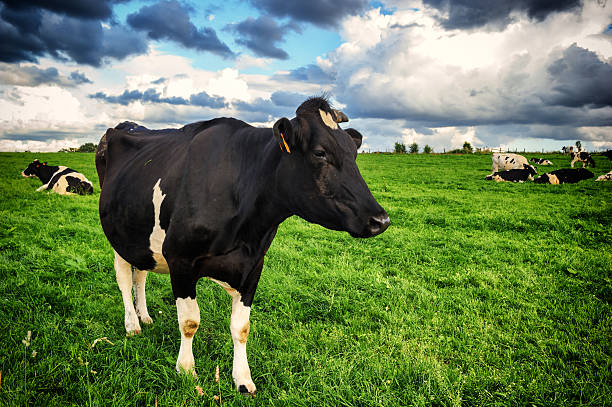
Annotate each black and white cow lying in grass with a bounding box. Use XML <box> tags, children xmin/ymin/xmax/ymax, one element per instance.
<box><xmin>530</xmin><ymin>158</ymin><xmax>553</xmax><ymax>165</ymax></box>
<box><xmin>596</xmin><ymin>170</ymin><xmax>612</xmax><ymax>181</ymax></box>
<box><xmin>570</xmin><ymin>151</ymin><xmax>595</xmax><ymax>168</ymax></box>
<box><xmin>485</xmin><ymin>164</ymin><xmax>537</xmax><ymax>182</ymax></box>
<box><xmin>491</xmin><ymin>153</ymin><xmax>536</xmax><ymax>175</ymax></box>
<box><xmin>534</xmin><ymin>168</ymin><xmax>594</xmax><ymax>184</ymax></box>
<box><xmin>22</xmin><ymin>159</ymin><xmax>93</xmax><ymax>195</ymax></box>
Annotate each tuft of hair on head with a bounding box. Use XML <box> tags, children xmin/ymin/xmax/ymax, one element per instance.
<box><xmin>296</xmin><ymin>94</ymin><xmax>333</xmax><ymax>116</ymax></box>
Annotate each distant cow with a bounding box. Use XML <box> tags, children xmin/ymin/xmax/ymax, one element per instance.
<box><xmin>485</xmin><ymin>164</ymin><xmax>537</xmax><ymax>182</ymax></box>
<box><xmin>96</xmin><ymin>97</ymin><xmax>389</xmax><ymax>396</ymax></box>
<box><xmin>570</xmin><ymin>151</ymin><xmax>595</xmax><ymax>168</ymax></box>
<box><xmin>534</xmin><ymin>168</ymin><xmax>594</xmax><ymax>184</ymax></box>
<box><xmin>596</xmin><ymin>170</ymin><xmax>612</xmax><ymax>181</ymax></box>
<box><xmin>491</xmin><ymin>153</ymin><xmax>536</xmax><ymax>175</ymax></box>
<box><xmin>530</xmin><ymin>158</ymin><xmax>553</xmax><ymax>165</ymax></box>
<box><xmin>22</xmin><ymin>159</ymin><xmax>93</xmax><ymax>195</ymax></box>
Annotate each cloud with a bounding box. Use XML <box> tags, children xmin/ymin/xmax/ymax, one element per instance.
<box><xmin>421</xmin><ymin>0</ymin><xmax>583</xmax><ymax>30</ymax></box>
<box><xmin>270</xmin><ymin>90</ymin><xmax>308</xmax><ymax>106</ymax></box>
<box><xmin>277</xmin><ymin>63</ymin><xmax>336</xmax><ymax>84</ymax></box>
<box><xmin>89</xmin><ymin>87</ymin><xmax>228</xmax><ymax>108</ymax></box>
<box><xmin>0</xmin><ymin>63</ymin><xmax>92</xmax><ymax>86</ymax></box>
<box><xmin>0</xmin><ymin>5</ymin><xmax>148</xmax><ymax>66</ymax></box>
<box><xmin>69</xmin><ymin>70</ymin><xmax>92</xmax><ymax>84</ymax></box>
<box><xmin>249</xmin><ymin>0</ymin><xmax>369</xmax><ymax>28</ymax></box>
<box><xmin>225</xmin><ymin>16</ymin><xmax>300</xmax><ymax>60</ymax></box>
<box><xmin>1</xmin><ymin>0</ymin><xmax>123</xmax><ymax>20</ymax></box>
<box><xmin>543</xmin><ymin>43</ymin><xmax>612</xmax><ymax>108</ymax></box>
<box><xmin>127</xmin><ymin>0</ymin><xmax>234</xmax><ymax>58</ymax></box>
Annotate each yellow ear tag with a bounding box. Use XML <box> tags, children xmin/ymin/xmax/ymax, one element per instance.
<box><xmin>280</xmin><ymin>132</ymin><xmax>291</xmax><ymax>153</ymax></box>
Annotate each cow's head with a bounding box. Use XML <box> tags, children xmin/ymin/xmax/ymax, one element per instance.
<box><xmin>21</xmin><ymin>159</ymin><xmax>46</xmax><ymax>178</ymax></box>
<box><xmin>523</xmin><ymin>164</ymin><xmax>537</xmax><ymax>176</ymax></box>
<box><xmin>272</xmin><ymin>97</ymin><xmax>389</xmax><ymax>238</ymax></box>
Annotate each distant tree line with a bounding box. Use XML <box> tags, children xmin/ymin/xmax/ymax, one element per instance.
<box><xmin>59</xmin><ymin>143</ymin><xmax>97</xmax><ymax>153</ymax></box>
<box><xmin>393</xmin><ymin>141</ymin><xmax>470</xmax><ymax>154</ymax></box>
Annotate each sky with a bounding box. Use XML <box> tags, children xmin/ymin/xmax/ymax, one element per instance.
<box><xmin>1</xmin><ymin>0</ymin><xmax>611</xmax><ymax>153</ymax></box>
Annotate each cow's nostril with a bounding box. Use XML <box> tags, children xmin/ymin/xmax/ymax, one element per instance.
<box><xmin>368</xmin><ymin>214</ymin><xmax>390</xmax><ymax>235</ymax></box>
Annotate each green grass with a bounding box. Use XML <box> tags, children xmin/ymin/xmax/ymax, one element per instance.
<box><xmin>0</xmin><ymin>151</ymin><xmax>611</xmax><ymax>406</ymax></box>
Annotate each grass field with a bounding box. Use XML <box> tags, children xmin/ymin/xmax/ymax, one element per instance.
<box><xmin>0</xmin><ymin>151</ymin><xmax>611</xmax><ymax>406</ymax></box>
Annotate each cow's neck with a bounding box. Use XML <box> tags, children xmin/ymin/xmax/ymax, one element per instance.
<box><xmin>36</xmin><ymin>165</ymin><xmax>60</xmax><ymax>184</ymax></box>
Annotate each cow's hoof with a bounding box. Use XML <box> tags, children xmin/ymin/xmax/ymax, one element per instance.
<box><xmin>238</xmin><ymin>384</ymin><xmax>257</xmax><ymax>398</ymax></box>
<box><xmin>176</xmin><ymin>365</ymin><xmax>198</xmax><ymax>378</ymax></box>
<box><xmin>140</xmin><ymin>315</ymin><xmax>153</xmax><ymax>325</ymax></box>
<box><xmin>126</xmin><ymin>328</ymin><xmax>141</xmax><ymax>336</ymax></box>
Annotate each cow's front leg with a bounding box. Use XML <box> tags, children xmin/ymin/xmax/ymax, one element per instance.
<box><xmin>175</xmin><ymin>296</ymin><xmax>200</xmax><ymax>376</ymax></box>
<box><xmin>228</xmin><ymin>291</ymin><xmax>256</xmax><ymax>396</ymax></box>
<box><xmin>114</xmin><ymin>251</ymin><xmax>141</xmax><ymax>335</ymax></box>
<box><xmin>133</xmin><ymin>269</ymin><xmax>153</xmax><ymax>324</ymax></box>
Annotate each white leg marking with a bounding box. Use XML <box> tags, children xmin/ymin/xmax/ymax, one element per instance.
<box><xmin>133</xmin><ymin>269</ymin><xmax>152</xmax><ymax>324</ymax></box>
<box><xmin>149</xmin><ymin>179</ymin><xmax>169</xmax><ymax>274</ymax></box>
<box><xmin>176</xmin><ymin>297</ymin><xmax>200</xmax><ymax>376</ymax></box>
<box><xmin>230</xmin><ymin>294</ymin><xmax>255</xmax><ymax>394</ymax></box>
<box><xmin>209</xmin><ymin>278</ymin><xmax>256</xmax><ymax>394</ymax></box>
<box><xmin>114</xmin><ymin>251</ymin><xmax>141</xmax><ymax>335</ymax></box>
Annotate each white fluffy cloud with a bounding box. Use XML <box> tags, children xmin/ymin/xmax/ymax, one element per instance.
<box><xmin>323</xmin><ymin>1</ymin><xmax>612</xmax><ymax>150</ymax></box>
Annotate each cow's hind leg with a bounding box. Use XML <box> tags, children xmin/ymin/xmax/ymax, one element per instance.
<box><xmin>114</xmin><ymin>251</ymin><xmax>141</xmax><ymax>335</ymax></box>
<box><xmin>133</xmin><ymin>269</ymin><xmax>153</xmax><ymax>325</ymax></box>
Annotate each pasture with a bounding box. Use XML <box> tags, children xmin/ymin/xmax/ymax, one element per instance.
<box><xmin>0</xmin><ymin>151</ymin><xmax>610</xmax><ymax>406</ymax></box>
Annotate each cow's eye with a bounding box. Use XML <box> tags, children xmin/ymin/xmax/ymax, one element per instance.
<box><xmin>313</xmin><ymin>149</ymin><xmax>326</xmax><ymax>159</ymax></box>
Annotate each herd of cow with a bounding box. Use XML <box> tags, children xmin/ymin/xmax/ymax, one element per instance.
<box><xmin>16</xmin><ymin>98</ymin><xmax>612</xmax><ymax>396</ymax></box>
<box><xmin>485</xmin><ymin>151</ymin><xmax>612</xmax><ymax>184</ymax></box>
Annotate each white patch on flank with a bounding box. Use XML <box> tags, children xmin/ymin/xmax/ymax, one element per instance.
<box><xmin>36</xmin><ymin>165</ymin><xmax>67</xmax><ymax>191</ymax></box>
<box><xmin>149</xmin><ymin>179</ymin><xmax>169</xmax><ymax>274</ymax></box>
<box><xmin>176</xmin><ymin>297</ymin><xmax>200</xmax><ymax>375</ymax></box>
<box><xmin>548</xmin><ymin>174</ymin><xmax>560</xmax><ymax>184</ymax></box>
<box><xmin>596</xmin><ymin>170</ymin><xmax>612</xmax><ymax>181</ymax></box>
<box><xmin>114</xmin><ymin>250</ymin><xmax>141</xmax><ymax>335</ymax></box>
<box><xmin>319</xmin><ymin>109</ymin><xmax>338</xmax><ymax>130</ymax></box>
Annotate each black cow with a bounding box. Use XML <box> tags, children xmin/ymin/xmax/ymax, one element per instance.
<box><xmin>534</xmin><ymin>168</ymin><xmax>594</xmax><ymax>184</ymax></box>
<box><xmin>601</xmin><ymin>150</ymin><xmax>612</xmax><ymax>161</ymax></box>
<box><xmin>570</xmin><ymin>151</ymin><xmax>595</xmax><ymax>168</ymax></box>
<box><xmin>96</xmin><ymin>97</ymin><xmax>389</xmax><ymax>396</ymax></box>
<box><xmin>485</xmin><ymin>164</ymin><xmax>537</xmax><ymax>182</ymax></box>
<box><xmin>22</xmin><ymin>159</ymin><xmax>93</xmax><ymax>195</ymax></box>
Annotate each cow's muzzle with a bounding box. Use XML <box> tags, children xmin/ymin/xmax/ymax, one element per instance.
<box><xmin>351</xmin><ymin>212</ymin><xmax>390</xmax><ymax>238</ymax></box>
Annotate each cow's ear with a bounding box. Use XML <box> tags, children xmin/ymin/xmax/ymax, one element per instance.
<box><xmin>344</xmin><ymin>128</ymin><xmax>363</xmax><ymax>150</ymax></box>
<box><xmin>273</xmin><ymin>117</ymin><xmax>295</xmax><ymax>154</ymax></box>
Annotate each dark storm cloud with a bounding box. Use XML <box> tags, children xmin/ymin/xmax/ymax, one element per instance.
<box><xmin>249</xmin><ymin>0</ymin><xmax>369</xmax><ymax>28</ymax></box>
<box><xmin>277</xmin><ymin>64</ymin><xmax>336</xmax><ymax>84</ymax></box>
<box><xmin>544</xmin><ymin>44</ymin><xmax>612</xmax><ymax>108</ymax></box>
<box><xmin>127</xmin><ymin>0</ymin><xmax>234</xmax><ymax>58</ymax></box>
<box><xmin>224</xmin><ymin>16</ymin><xmax>300</xmax><ymax>60</ymax></box>
<box><xmin>0</xmin><ymin>0</ymin><xmax>125</xmax><ymax>20</ymax></box>
<box><xmin>422</xmin><ymin>0</ymin><xmax>582</xmax><ymax>30</ymax></box>
<box><xmin>90</xmin><ymin>88</ymin><xmax>228</xmax><ymax>108</ymax></box>
<box><xmin>0</xmin><ymin>5</ymin><xmax>148</xmax><ymax>65</ymax></box>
